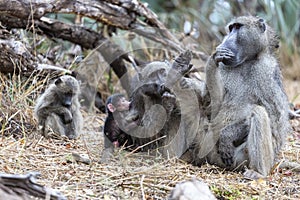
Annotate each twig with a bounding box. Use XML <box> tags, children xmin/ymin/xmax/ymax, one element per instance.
<box><xmin>140</xmin><ymin>174</ymin><xmax>145</xmax><ymax>200</ymax></box>
<box><xmin>125</xmin><ymin>135</ymin><xmax>167</xmax><ymax>157</ymax></box>
<box><xmin>37</xmin><ymin>64</ymin><xmax>71</xmax><ymax>73</ymax></box>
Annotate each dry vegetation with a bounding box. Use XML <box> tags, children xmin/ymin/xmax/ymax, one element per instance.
<box><xmin>0</xmin><ymin>59</ymin><xmax>300</xmax><ymax>200</ymax></box>
<box><xmin>0</xmin><ymin>1</ymin><xmax>299</xmax><ymax>198</ymax></box>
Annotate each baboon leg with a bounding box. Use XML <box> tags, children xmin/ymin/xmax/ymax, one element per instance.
<box><xmin>66</xmin><ymin>111</ymin><xmax>83</xmax><ymax>139</ymax></box>
<box><xmin>65</xmin><ymin>123</ymin><xmax>76</xmax><ymax>139</ymax></box>
<box><xmin>219</xmin><ymin>119</ymin><xmax>250</xmax><ymax>166</ymax></box>
<box><xmin>235</xmin><ymin>106</ymin><xmax>274</xmax><ymax>176</ymax></box>
<box><xmin>248</xmin><ymin>106</ymin><xmax>274</xmax><ymax>176</ymax></box>
<box><xmin>100</xmin><ymin>136</ymin><xmax>114</xmax><ymax>163</ymax></box>
<box><xmin>45</xmin><ymin>114</ymin><xmax>66</xmax><ymax>137</ymax></box>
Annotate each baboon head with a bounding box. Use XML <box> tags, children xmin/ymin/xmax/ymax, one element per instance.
<box><xmin>105</xmin><ymin>93</ymin><xmax>130</xmax><ymax>113</ymax></box>
<box><xmin>138</xmin><ymin>61</ymin><xmax>169</xmax><ymax>85</ymax></box>
<box><xmin>129</xmin><ymin>62</ymin><xmax>170</xmax><ymax>119</ymax></box>
<box><xmin>54</xmin><ymin>75</ymin><xmax>80</xmax><ymax>107</ymax></box>
<box><xmin>215</xmin><ymin>16</ymin><xmax>279</xmax><ymax>67</ymax></box>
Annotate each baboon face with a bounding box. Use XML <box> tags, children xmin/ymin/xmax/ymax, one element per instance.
<box><xmin>55</xmin><ymin>75</ymin><xmax>80</xmax><ymax>107</ymax></box>
<box><xmin>115</xmin><ymin>97</ymin><xmax>130</xmax><ymax>111</ymax></box>
<box><xmin>139</xmin><ymin>61</ymin><xmax>168</xmax><ymax>84</ymax></box>
<box><xmin>106</xmin><ymin>94</ymin><xmax>130</xmax><ymax>113</ymax></box>
<box><xmin>215</xmin><ymin>16</ymin><xmax>269</xmax><ymax>67</ymax></box>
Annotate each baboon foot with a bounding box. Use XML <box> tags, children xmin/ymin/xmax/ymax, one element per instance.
<box><xmin>100</xmin><ymin>148</ymin><xmax>114</xmax><ymax>164</ymax></box>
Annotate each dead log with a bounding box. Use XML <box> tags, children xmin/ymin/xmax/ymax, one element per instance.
<box><xmin>0</xmin><ymin>15</ymin><xmax>134</xmax><ymax>92</ymax></box>
<box><xmin>0</xmin><ymin>0</ymin><xmax>207</xmax><ymax>93</ymax></box>
<box><xmin>0</xmin><ymin>172</ymin><xmax>66</xmax><ymax>200</ymax></box>
<box><xmin>0</xmin><ymin>0</ymin><xmax>187</xmax><ymax>52</ymax></box>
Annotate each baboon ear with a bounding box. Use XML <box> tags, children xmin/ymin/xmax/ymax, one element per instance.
<box><xmin>258</xmin><ymin>18</ymin><xmax>266</xmax><ymax>33</ymax></box>
<box><xmin>107</xmin><ymin>103</ymin><xmax>116</xmax><ymax>113</ymax></box>
<box><xmin>55</xmin><ymin>78</ymin><xmax>63</xmax><ymax>85</ymax></box>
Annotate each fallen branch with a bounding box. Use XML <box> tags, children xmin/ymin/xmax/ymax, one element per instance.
<box><xmin>0</xmin><ymin>172</ymin><xmax>66</xmax><ymax>200</ymax></box>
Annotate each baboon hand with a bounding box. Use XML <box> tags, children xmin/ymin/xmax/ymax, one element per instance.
<box><xmin>159</xmin><ymin>84</ymin><xmax>172</xmax><ymax>95</ymax></box>
<box><xmin>172</xmin><ymin>50</ymin><xmax>193</xmax><ymax>75</ymax></box>
<box><xmin>219</xmin><ymin>142</ymin><xmax>235</xmax><ymax>166</ymax></box>
<box><xmin>62</xmin><ymin>112</ymin><xmax>73</xmax><ymax>124</ymax></box>
<box><xmin>214</xmin><ymin>47</ymin><xmax>235</xmax><ymax>65</ymax></box>
<box><xmin>179</xmin><ymin>78</ymin><xmax>194</xmax><ymax>89</ymax></box>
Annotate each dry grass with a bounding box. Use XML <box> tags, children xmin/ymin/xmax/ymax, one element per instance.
<box><xmin>0</xmin><ymin>68</ymin><xmax>300</xmax><ymax>199</ymax></box>
<box><xmin>280</xmin><ymin>44</ymin><xmax>300</xmax><ymax>81</ymax></box>
<box><xmin>0</xmin><ymin>112</ymin><xmax>300</xmax><ymax>199</ymax></box>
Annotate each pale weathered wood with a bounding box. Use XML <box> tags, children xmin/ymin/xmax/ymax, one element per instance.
<box><xmin>0</xmin><ymin>172</ymin><xmax>66</xmax><ymax>200</ymax></box>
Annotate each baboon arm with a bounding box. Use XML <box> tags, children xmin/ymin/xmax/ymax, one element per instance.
<box><xmin>127</xmin><ymin>104</ymin><xmax>167</xmax><ymax>139</ymax></box>
<box><xmin>37</xmin><ymin>106</ymin><xmax>72</xmax><ymax>124</ymax></box>
<box><xmin>114</xmin><ymin>112</ymin><xmax>136</xmax><ymax>133</ymax></box>
<box><xmin>205</xmin><ymin>55</ymin><xmax>224</xmax><ymax>119</ymax></box>
<box><xmin>165</xmin><ymin>50</ymin><xmax>192</xmax><ymax>88</ymax></box>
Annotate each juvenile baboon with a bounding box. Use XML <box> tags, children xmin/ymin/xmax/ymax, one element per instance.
<box><xmin>125</xmin><ymin>51</ymin><xmax>208</xmax><ymax>157</ymax></box>
<box><xmin>199</xmin><ymin>16</ymin><xmax>291</xmax><ymax>177</ymax></box>
<box><xmin>34</xmin><ymin>75</ymin><xmax>83</xmax><ymax>139</ymax></box>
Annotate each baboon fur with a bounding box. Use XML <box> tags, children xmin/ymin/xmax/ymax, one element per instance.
<box><xmin>34</xmin><ymin>75</ymin><xmax>83</xmax><ymax>139</ymax></box>
<box><xmin>126</xmin><ymin>51</ymin><xmax>208</xmax><ymax>158</ymax></box>
<box><xmin>196</xmin><ymin>16</ymin><xmax>291</xmax><ymax>176</ymax></box>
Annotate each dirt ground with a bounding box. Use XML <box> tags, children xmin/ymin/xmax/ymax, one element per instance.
<box><xmin>0</xmin><ymin>80</ymin><xmax>300</xmax><ymax>199</ymax></box>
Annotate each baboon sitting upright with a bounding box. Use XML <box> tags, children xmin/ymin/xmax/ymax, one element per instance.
<box><xmin>199</xmin><ymin>16</ymin><xmax>291</xmax><ymax>177</ymax></box>
<box><xmin>34</xmin><ymin>75</ymin><xmax>83</xmax><ymax>139</ymax></box>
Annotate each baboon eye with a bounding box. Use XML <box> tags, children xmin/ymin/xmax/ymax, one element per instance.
<box><xmin>258</xmin><ymin>19</ymin><xmax>266</xmax><ymax>33</ymax></box>
<box><xmin>229</xmin><ymin>23</ymin><xmax>243</xmax><ymax>32</ymax></box>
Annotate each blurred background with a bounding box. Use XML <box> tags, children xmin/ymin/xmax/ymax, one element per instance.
<box><xmin>142</xmin><ymin>0</ymin><xmax>300</xmax><ymax>103</ymax></box>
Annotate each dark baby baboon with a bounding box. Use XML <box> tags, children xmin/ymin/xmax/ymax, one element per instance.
<box><xmin>34</xmin><ymin>75</ymin><xmax>83</xmax><ymax>139</ymax></box>
<box><xmin>103</xmin><ymin>93</ymin><xmax>133</xmax><ymax>149</ymax></box>
<box><xmin>101</xmin><ymin>85</ymin><xmax>166</xmax><ymax>163</ymax></box>
<box><xmin>199</xmin><ymin>16</ymin><xmax>291</xmax><ymax>177</ymax></box>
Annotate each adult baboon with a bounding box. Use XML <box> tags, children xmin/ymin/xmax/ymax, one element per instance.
<box><xmin>198</xmin><ymin>16</ymin><xmax>291</xmax><ymax>177</ymax></box>
<box><xmin>126</xmin><ymin>51</ymin><xmax>208</xmax><ymax>158</ymax></box>
<box><xmin>34</xmin><ymin>75</ymin><xmax>83</xmax><ymax>139</ymax></box>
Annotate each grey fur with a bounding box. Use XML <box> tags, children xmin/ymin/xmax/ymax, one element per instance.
<box><xmin>34</xmin><ymin>75</ymin><xmax>83</xmax><ymax>139</ymax></box>
<box><xmin>199</xmin><ymin>16</ymin><xmax>291</xmax><ymax>176</ymax></box>
<box><xmin>126</xmin><ymin>51</ymin><xmax>208</xmax><ymax>158</ymax></box>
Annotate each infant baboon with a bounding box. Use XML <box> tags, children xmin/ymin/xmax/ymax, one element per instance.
<box><xmin>34</xmin><ymin>75</ymin><xmax>83</xmax><ymax>139</ymax></box>
<box><xmin>101</xmin><ymin>83</ymin><xmax>168</xmax><ymax>162</ymax></box>
<box><xmin>103</xmin><ymin>93</ymin><xmax>134</xmax><ymax>149</ymax></box>
<box><xmin>200</xmin><ymin>16</ymin><xmax>291</xmax><ymax>177</ymax></box>
<box><xmin>101</xmin><ymin>93</ymin><xmax>138</xmax><ymax>163</ymax></box>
